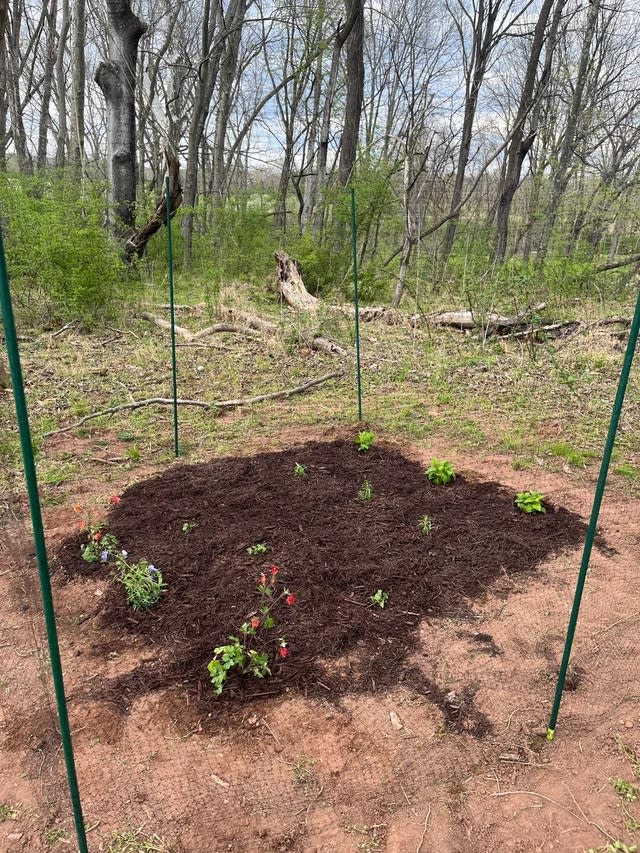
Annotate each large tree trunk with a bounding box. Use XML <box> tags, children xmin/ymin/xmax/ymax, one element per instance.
<box><xmin>37</xmin><ymin>0</ymin><xmax>58</xmax><ymax>170</ymax></box>
<box><xmin>69</xmin><ymin>0</ymin><xmax>85</xmax><ymax>171</ymax></box>
<box><xmin>338</xmin><ymin>0</ymin><xmax>364</xmax><ymax>187</ymax></box>
<box><xmin>54</xmin><ymin>0</ymin><xmax>70</xmax><ymax>168</ymax></box>
<box><xmin>95</xmin><ymin>0</ymin><xmax>147</xmax><ymax>233</ymax></box>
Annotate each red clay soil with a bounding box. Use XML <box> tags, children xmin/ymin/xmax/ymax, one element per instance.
<box><xmin>54</xmin><ymin>439</ymin><xmax>589</xmax><ymax>734</ymax></box>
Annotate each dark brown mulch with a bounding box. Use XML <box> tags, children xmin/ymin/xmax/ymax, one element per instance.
<box><xmin>55</xmin><ymin>439</ymin><xmax>588</xmax><ymax>732</ymax></box>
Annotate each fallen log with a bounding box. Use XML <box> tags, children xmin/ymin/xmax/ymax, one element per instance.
<box><xmin>41</xmin><ymin>370</ymin><xmax>345</xmax><ymax>438</ymax></box>
<box><xmin>431</xmin><ymin>303</ymin><xmax>546</xmax><ymax>334</ymax></box>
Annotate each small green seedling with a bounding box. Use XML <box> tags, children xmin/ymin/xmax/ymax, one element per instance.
<box><xmin>370</xmin><ymin>589</ymin><xmax>388</xmax><ymax>608</ymax></box>
<box><xmin>356</xmin><ymin>431</ymin><xmax>375</xmax><ymax>452</ymax></box>
<box><xmin>418</xmin><ymin>515</ymin><xmax>433</xmax><ymax>533</ymax></box>
<box><xmin>426</xmin><ymin>459</ymin><xmax>455</xmax><ymax>485</ymax></box>
<box><xmin>613</xmin><ymin>778</ymin><xmax>640</xmax><ymax>802</ymax></box>
<box><xmin>247</xmin><ymin>542</ymin><xmax>268</xmax><ymax>555</ymax></box>
<box><xmin>515</xmin><ymin>490</ymin><xmax>546</xmax><ymax>513</ymax></box>
<box><xmin>358</xmin><ymin>479</ymin><xmax>373</xmax><ymax>500</ymax></box>
<box><xmin>294</xmin><ymin>462</ymin><xmax>307</xmax><ymax>477</ymax></box>
<box><xmin>182</xmin><ymin>521</ymin><xmax>197</xmax><ymax>534</ymax></box>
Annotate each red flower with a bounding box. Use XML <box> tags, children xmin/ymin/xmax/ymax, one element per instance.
<box><xmin>250</xmin><ymin>617</ymin><xmax>261</xmax><ymax>629</ymax></box>
<box><xmin>94</xmin><ymin>531</ymin><xmax>103</xmax><ymax>542</ymax></box>
<box><xmin>279</xmin><ymin>646</ymin><xmax>289</xmax><ymax>658</ymax></box>
<box><xmin>270</xmin><ymin>565</ymin><xmax>279</xmax><ymax>576</ymax></box>
<box><xmin>259</xmin><ymin>573</ymin><xmax>267</xmax><ymax>585</ymax></box>
<box><xmin>286</xmin><ymin>594</ymin><xmax>296</xmax><ymax>606</ymax></box>
<box><xmin>110</xmin><ymin>495</ymin><xmax>121</xmax><ymax>505</ymax></box>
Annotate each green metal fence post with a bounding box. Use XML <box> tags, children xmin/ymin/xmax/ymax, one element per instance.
<box><xmin>547</xmin><ymin>286</ymin><xmax>640</xmax><ymax>741</ymax></box>
<box><xmin>165</xmin><ymin>175</ymin><xmax>179</xmax><ymax>457</ymax></box>
<box><xmin>0</xmin><ymin>228</ymin><xmax>89</xmax><ymax>852</ymax></box>
<box><xmin>350</xmin><ymin>188</ymin><xmax>363</xmax><ymax>422</ymax></box>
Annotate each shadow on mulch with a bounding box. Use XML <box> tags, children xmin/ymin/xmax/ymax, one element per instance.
<box><xmin>55</xmin><ymin>439</ymin><xmax>590</xmax><ymax>733</ymax></box>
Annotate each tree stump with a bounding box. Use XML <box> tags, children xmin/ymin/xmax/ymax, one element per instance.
<box><xmin>274</xmin><ymin>251</ymin><xmax>319</xmax><ymax>311</ymax></box>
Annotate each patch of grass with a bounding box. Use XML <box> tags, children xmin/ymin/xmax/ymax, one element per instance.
<box><xmin>614</xmin><ymin>463</ymin><xmax>640</xmax><ymax>480</ymax></box>
<box><xmin>0</xmin><ymin>803</ymin><xmax>19</xmax><ymax>821</ymax></box>
<box><xmin>107</xmin><ymin>829</ymin><xmax>173</xmax><ymax>852</ymax></box>
<box><xmin>40</xmin><ymin>461</ymin><xmax>79</xmax><ymax>487</ymax></box>
<box><xmin>44</xmin><ymin>827</ymin><xmax>68</xmax><ymax>846</ymax></box>
<box><xmin>613</xmin><ymin>778</ymin><xmax>640</xmax><ymax>802</ymax></box>
<box><xmin>546</xmin><ymin>441</ymin><xmax>595</xmax><ymax>467</ymax></box>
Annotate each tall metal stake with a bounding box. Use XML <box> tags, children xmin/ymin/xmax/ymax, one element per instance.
<box><xmin>350</xmin><ymin>188</ymin><xmax>363</xmax><ymax>421</ymax></box>
<box><xmin>165</xmin><ymin>175</ymin><xmax>179</xmax><ymax>457</ymax></box>
<box><xmin>0</xmin><ymin>228</ymin><xmax>89</xmax><ymax>853</ymax></box>
<box><xmin>547</xmin><ymin>285</ymin><xmax>640</xmax><ymax>740</ymax></box>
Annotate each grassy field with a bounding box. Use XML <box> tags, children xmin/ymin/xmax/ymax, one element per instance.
<box><xmin>2</xmin><ymin>283</ymin><xmax>640</xmax><ymax>516</ymax></box>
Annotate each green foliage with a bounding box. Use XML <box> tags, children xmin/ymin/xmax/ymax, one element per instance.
<box><xmin>515</xmin><ymin>490</ymin><xmax>546</xmax><ymax>514</ymax></box>
<box><xmin>613</xmin><ymin>778</ymin><xmax>640</xmax><ymax>802</ymax></box>
<box><xmin>426</xmin><ymin>459</ymin><xmax>456</xmax><ymax>485</ymax></box>
<box><xmin>356</xmin><ymin>430</ymin><xmax>375</xmax><ymax>452</ymax></box>
<box><xmin>294</xmin><ymin>462</ymin><xmax>307</xmax><ymax>476</ymax></box>
<box><xmin>247</xmin><ymin>542</ymin><xmax>268</xmax><ymax>555</ymax></box>
<box><xmin>115</xmin><ymin>556</ymin><xmax>166</xmax><ymax>611</ymax></box>
<box><xmin>358</xmin><ymin>478</ymin><xmax>373</xmax><ymax>500</ymax></box>
<box><xmin>182</xmin><ymin>521</ymin><xmax>197</xmax><ymax>534</ymax></box>
<box><xmin>0</xmin><ymin>171</ymin><xmax>130</xmax><ymax>327</ymax></box>
<box><xmin>208</xmin><ymin>638</ymin><xmax>271</xmax><ymax>695</ymax></box>
<box><xmin>588</xmin><ymin>843</ymin><xmax>637</xmax><ymax>853</ymax></box>
<box><xmin>107</xmin><ymin>829</ymin><xmax>173</xmax><ymax>853</ymax></box>
<box><xmin>370</xmin><ymin>589</ymin><xmax>388</xmax><ymax>608</ymax></box>
<box><xmin>418</xmin><ymin>514</ymin><xmax>433</xmax><ymax>533</ymax></box>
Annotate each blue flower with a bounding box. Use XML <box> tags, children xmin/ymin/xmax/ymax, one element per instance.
<box><xmin>100</xmin><ymin>550</ymin><xmax>109</xmax><ymax>563</ymax></box>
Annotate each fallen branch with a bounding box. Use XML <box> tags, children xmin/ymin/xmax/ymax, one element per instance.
<box><xmin>124</xmin><ymin>149</ymin><xmax>182</xmax><ymax>261</ymax></box>
<box><xmin>41</xmin><ymin>371</ymin><xmax>344</xmax><ymax>438</ymax></box>
<box><xmin>595</xmin><ymin>252</ymin><xmax>640</xmax><ymax>274</ymax></box>
<box><xmin>138</xmin><ymin>312</ymin><xmax>260</xmax><ymax>340</ymax></box>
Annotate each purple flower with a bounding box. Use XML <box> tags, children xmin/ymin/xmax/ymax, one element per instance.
<box><xmin>147</xmin><ymin>564</ymin><xmax>159</xmax><ymax>577</ymax></box>
<box><xmin>100</xmin><ymin>550</ymin><xmax>109</xmax><ymax>563</ymax></box>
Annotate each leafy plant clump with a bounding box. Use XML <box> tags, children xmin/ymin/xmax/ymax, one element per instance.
<box><xmin>418</xmin><ymin>514</ymin><xmax>433</xmax><ymax>533</ymax></box>
<box><xmin>247</xmin><ymin>542</ymin><xmax>268</xmax><ymax>555</ymax></box>
<box><xmin>613</xmin><ymin>778</ymin><xmax>640</xmax><ymax>802</ymax></box>
<box><xmin>356</xmin><ymin>431</ymin><xmax>375</xmax><ymax>452</ymax></box>
<box><xmin>208</xmin><ymin>565</ymin><xmax>296</xmax><ymax>694</ymax></box>
<box><xmin>358</xmin><ymin>478</ymin><xmax>373</xmax><ymax>500</ymax></box>
<box><xmin>182</xmin><ymin>521</ymin><xmax>197</xmax><ymax>534</ymax></box>
<box><xmin>76</xmin><ymin>498</ymin><xmax>166</xmax><ymax>610</ymax></box>
<box><xmin>515</xmin><ymin>490</ymin><xmax>546</xmax><ymax>513</ymax></box>
<box><xmin>294</xmin><ymin>462</ymin><xmax>307</xmax><ymax>476</ymax></box>
<box><xmin>426</xmin><ymin>459</ymin><xmax>456</xmax><ymax>485</ymax></box>
<box><xmin>370</xmin><ymin>589</ymin><xmax>388</xmax><ymax>608</ymax></box>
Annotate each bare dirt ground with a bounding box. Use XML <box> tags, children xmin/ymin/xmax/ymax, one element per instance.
<box><xmin>1</xmin><ymin>428</ymin><xmax>640</xmax><ymax>853</ymax></box>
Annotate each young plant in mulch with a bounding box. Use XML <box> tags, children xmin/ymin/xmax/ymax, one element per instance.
<box><xmin>182</xmin><ymin>521</ymin><xmax>197</xmax><ymax>534</ymax></box>
<box><xmin>356</xmin><ymin>430</ymin><xmax>375</xmax><ymax>452</ymax></box>
<box><xmin>370</xmin><ymin>589</ymin><xmax>388</xmax><ymax>608</ymax></box>
<box><xmin>207</xmin><ymin>564</ymin><xmax>296</xmax><ymax>695</ymax></box>
<box><xmin>418</xmin><ymin>514</ymin><xmax>433</xmax><ymax>533</ymax></box>
<box><xmin>247</xmin><ymin>542</ymin><xmax>268</xmax><ymax>555</ymax></box>
<box><xmin>358</xmin><ymin>478</ymin><xmax>373</xmax><ymax>500</ymax></box>
<box><xmin>515</xmin><ymin>490</ymin><xmax>546</xmax><ymax>513</ymax></box>
<box><xmin>426</xmin><ymin>459</ymin><xmax>455</xmax><ymax>485</ymax></box>
<box><xmin>75</xmin><ymin>496</ymin><xmax>166</xmax><ymax>610</ymax></box>
<box><xmin>293</xmin><ymin>462</ymin><xmax>307</xmax><ymax>477</ymax></box>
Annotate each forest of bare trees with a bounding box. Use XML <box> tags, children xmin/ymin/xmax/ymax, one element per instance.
<box><xmin>2</xmin><ymin>0</ymin><xmax>640</xmax><ymax>305</ymax></box>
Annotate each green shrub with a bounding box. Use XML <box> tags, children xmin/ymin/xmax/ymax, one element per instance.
<box><xmin>0</xmin><ymin>171</ymin><xmax>130</xmax><ymax>328</ymax></box>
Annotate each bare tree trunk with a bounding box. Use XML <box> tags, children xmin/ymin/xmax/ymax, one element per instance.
<box><xmin>211</xmin><ymin>0</ymin><xmax>247</xmax><ymax>203</ymax></box>
<box><xmin>95</xmin><ymin>0</ymin><xmax>147</xmax><ymax>233</ymax></box>
<box><xmin>6</xmin><ymin>0</ymin><xmax>32</xmax><ymax>174</ymax></box>
<box><xmin>0</xmin><ymin>40</ymin><xmax>7</xmax><ymax>170</ymax></box>
<box><xmin>37</xmin><ymin>0</ymin><xmax>58</xmax><ymax>170</ymax></box>
<box><xmin>493</xmin><ymin>0</ymin><xmax>563</xmax><ymax>261</ymax></box>
<box><xmin>338</xmin><ymin>0</ymin><xmax>364</xmax><ymax>187</ymax></box>
<box><xmin>55</xmin><ymin>0</ymin><xmax>70</xmax><ymax>167</ymax></box>
<box><xmin>69</xmin><ymin>0</ymin><xmax>84</xmax><ymax>170</ymax></box>
<box><xmin>536</xmin><ymin>0</ymin><xmax>600</xmax><ymax>266</ymax></box>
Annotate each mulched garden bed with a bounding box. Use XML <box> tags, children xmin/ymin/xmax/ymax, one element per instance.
<box><xmin>55</xmin><ymin>439</ymin><xmax>588</xmax><ymax>730</ymax></box>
